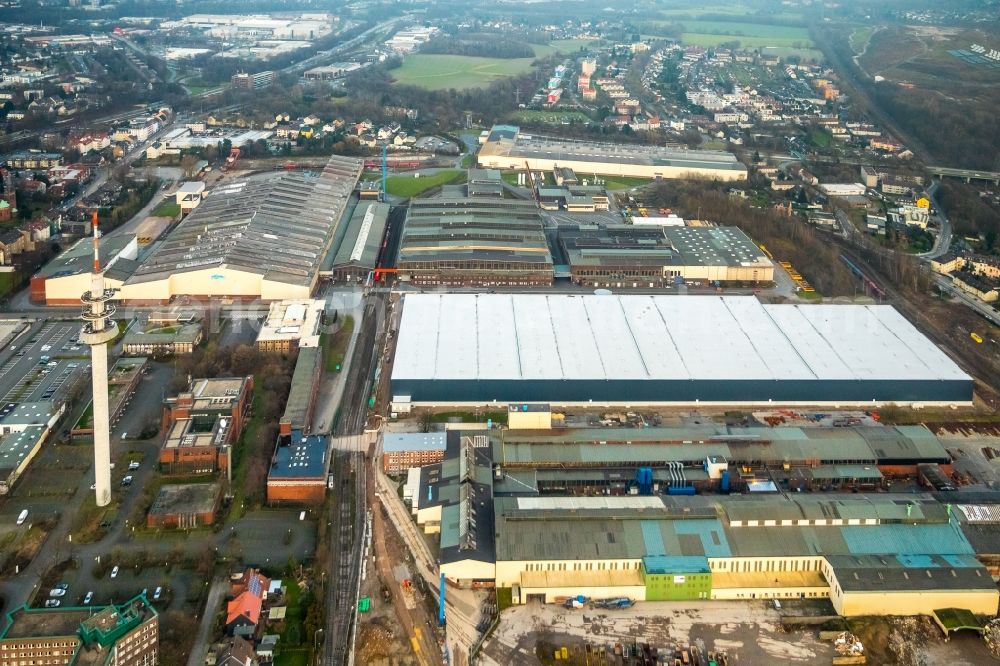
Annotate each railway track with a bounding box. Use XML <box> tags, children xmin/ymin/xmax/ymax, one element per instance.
<box><xmin>323</xmin><ymin>293</ymin><xmax>387</xmax><ymax>664</ymax></box>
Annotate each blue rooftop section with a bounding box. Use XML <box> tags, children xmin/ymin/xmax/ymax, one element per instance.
<box><xmin>674</xmin><ymin>519</ymin><xmax>732</xmax><ymax>557</ymax></box>
<box><xmin>270</xmin><ymin>429</ymin><xmax>327</xmax><ymax>479</ymax></box>
<box><xmin>841</xmin><ymin>521</ymin><xmax>974</xmax><ymax>556</ymax></box>
<box><xmin>488</xmin><ymin>124</ymin><xmax>519</xmax><ymax>141</ymax></box>
<box><xmin>643</xmin><ymin>555</ymin><xmax>711</xmax><ymax>575</ymax></box>
<box><xmin>896</xmin><ymin>554</ymin><xmax>936</xmax><ymax>568</ymax></box>
<box><xmin>641</xmin><ymin>520</ymin><xmax>666</xmax><ymax>556</ymax></box>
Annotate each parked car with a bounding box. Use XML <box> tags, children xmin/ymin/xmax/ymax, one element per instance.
<box><xmin>83</xmin><ymin>591</ymin><xmax>93</xmax><ymax>605</ymax></box>
<box><xmin>120</xmin><ymin>476</ymin><xmax>133</xmax><ymax>487</ymax></box>
<box><xmin>49</xmin><ymin>588</ymin><xmax>66</xmax><ymax>597</ymax></box>
<box><xmin>110</xmin><ymin>566</ymin><xmax>119</xmax><ymax>578</ymax></box>
<box><xmin>128</xmin><ymin>461</ymin><xmax>140</xmax><ymax>470</ymax></box>
<box><xmin>44</xmin><ymin>599</ymin><xmax>61</xmax><ymax>608</ymax></box>
<box><xmin>153</xmin><ymin>587</ymin><xmax>162</xmax><ymax>601</ymax></box>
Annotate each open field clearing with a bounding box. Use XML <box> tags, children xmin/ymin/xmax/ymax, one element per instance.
<box><xmin>390</xmin><ymin>39</ymin><xmax>597</xmax><ymax>90</ymax></box>
<box><xmin>679</xmin><ymin>20</ymin><xmax>813</xmax><ymax>49</ymax></box>
<box><xmin>391</xmin><ymin>54</ymin><xmax>535</xmax><ymax>90</ymax></box>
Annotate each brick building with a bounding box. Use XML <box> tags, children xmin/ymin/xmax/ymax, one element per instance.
<box><xmin>381</xmin><ymin>432</ymin><xmax>447</xmax><ymax>474</ymax></box>
<box><xmin>266</xmin><ymin>419</ymin><xmax>329</xmax><ymax>504</ymax></box>
<box><xmin>146</xmin><ymin>482</ymin><xmax>222</xmax><ymax>528</ymax></box>
<box><xmin>159</xmin><ymin>377</ymin><xmax>253</xmax><ymax>474</ymax></box>
<box><xmin>0</xmin><ymin>594</ymin><xmax>158</xmax><ymax>665</ymax></box>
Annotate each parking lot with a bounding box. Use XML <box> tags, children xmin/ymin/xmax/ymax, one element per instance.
<box><xmin>0</xmin><ymin>320</ymin><xmax>91</xmax><ymax>404</ymax></box>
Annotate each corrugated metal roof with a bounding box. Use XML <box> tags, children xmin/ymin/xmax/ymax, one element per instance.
<box><xmin>392</xmin><ymin>294</ymin><xmax>970</xmax><ymax>383</ymax></box>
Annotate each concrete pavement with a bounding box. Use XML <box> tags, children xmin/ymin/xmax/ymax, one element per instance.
<box><xmin>186</xmin><ymin>576</ymin><xmax>228</xmax><ymax>666</ymax></box>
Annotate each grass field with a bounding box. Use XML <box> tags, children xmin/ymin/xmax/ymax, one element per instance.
<box><xmin>151</xmin><ymin>201</ymin><xmax>181</xmax><ymax>218</ymax></box>
<box><xmin>850</xmin><ymin>26</ymin><xmax>875</xmax><ymax>54</ymax></box>
<box><xmin>0</xmin><ymin>270</ymin><xmax>18</xmax><ymax>298</ymax></box>
<box><xmin>391</xmin><ymin>55</ymin><xmax>535</xmax><ymax>90</ymax></box>
<box><xmin>386</xmin><ymin>170</ymin><xmax>464</xmax><ymax>197</ymax></box>
<box><xmin>391</xmin><ymin>39</ymin><xmax>598</xmax><ymax>90</ymax></box>
<box><xmin>324</xmin><ymin>315</ymin><xmax>354</xmax><ymax>372</ymax></box>
<box><xmin>810</xmin><ymin>127</ymin><xmax>831</xmax><ymax>148</ymax></box>
<box><xmin>660</xmin><ymin>5</ymin><xmax>804</xmax><ymax>21</ymax></box>
<box><xmin>758</xmin><ymin>46</ymin><xmax>826</xmax><ymax>62</ymax></box>
<box><xmin>601</xmin><ymin>176</ymin><xmax>655</xmax><ymax>190</ymax></box>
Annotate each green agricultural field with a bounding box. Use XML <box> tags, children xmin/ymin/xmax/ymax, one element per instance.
<box><xmin>758</xmin><ymin>46</ymin><xmax>826</xmax><ymax>62</ymax></box>
<box><xmin>391</xmin><ymin>55</ymin><xmax>535</xmax><ymax>90</ymax></box>
<box><xmin>391</xmin><ymin>40</ymin><xmax>598</xmax><ymax>91</ymax></box>
<box><xmin>659</xmin><ymin>5</ymin><xmax>804</xmax><ymax>21</ymax></box>
<box><xmin>678</xmin><ymin>20</ymin><xmax>813</xmax><ymax>49</ymax></box>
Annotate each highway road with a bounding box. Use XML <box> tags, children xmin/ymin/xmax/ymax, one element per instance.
<box><xmin>932</xmin><ymin>274</ymin><xmax>1000</xmax><ymax>327</ymax></box>
<box><xmin>918</xmin><ymin>181</ymin><xmax>953</xmax><ymax>260</ymax></box>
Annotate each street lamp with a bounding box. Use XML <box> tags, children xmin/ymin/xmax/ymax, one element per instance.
<box><xmin>312</xmin><ymin>628</ymin><xmax>324</xmax><ymax>665</ymax></box>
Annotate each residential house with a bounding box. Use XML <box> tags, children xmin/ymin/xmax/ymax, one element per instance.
<box><xmin>0</xmin><ymin>228</ymin><xmax>27</xmax><ymax>265</ymax></box>
<box><xmin>952</xmin><ymin>271</ymin><xmax>998</xmax><ymax>303</ymax></box>
<box><xmin>930</xmin><ymin>253</ymin><xmax>962</xmax><ymax>275</ymax></box>
<box><xmin>226</xmin><ymin>568</ymin><xmax>270</xmax><ymax>638</ymax></box>
<box><xmin>967</xmin><ymin>254</ymin><xmax>1000</xmax><ymax>280</ymax></box>
<box><xmin>216</xmin><ymin>635</ymin><xmax>260</xmax><ymax>666</ymax></box>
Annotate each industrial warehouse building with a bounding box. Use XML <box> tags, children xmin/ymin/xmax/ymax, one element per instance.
<box><xmin>33</xmin><ymin>156</ymin><xmax>362</xmax><ymax>305</ymax></box>
<box><xmin>325</xmin><ymin>201</ymin><xmax>389</xmax><ymax>283</ymax></box>
<box><xmin>412</xmin><ymin>433</ymin><xmax>998</xmax><ymax>618</ymax></box>
<box><xmin>116</xmin><ymin>156</ymin><xmax>361</xmax><ymax>305</ymax></box>
<box><xmin>559</xmin><ymin>225</ymin><xmax>774</xmax><ymax>287</ymax></box>
<box><xmin>30</xmin><ymin>234</ymin><xmax>138</xmax><ymax>305</ymax></box>
<box><xmin>255</xmin><ymin>299</ymin><xmax>325</xmax><ymax>353</ymax></box>
<box><xmin>390</xmin><ymin>294</ymin><xmax>973</xmax><ymax>406</ymax></box>
<box><xmin>397</xmin><ymin>197</ymin><xmax>553</xmax><ymax>287</ymax></box>
<box><xmin>122</xmin><ymin>156</ymin><xmax>361</xmax><ymax>303</ymax></box>
<box><xmin>478</xmin><ymin>125</ymin><xmax>747</xmax><ymax>181</ymax></box>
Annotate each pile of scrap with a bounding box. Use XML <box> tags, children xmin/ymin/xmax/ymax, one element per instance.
<box><xmin>986</xmin><ymin>618</ymin><xmax>1000</xmax><ymax>658</ymax></box>
<box><xmin>832</xmin><ymin>632</ymin><xmax>866</xmax><ymax>665</ymax></box>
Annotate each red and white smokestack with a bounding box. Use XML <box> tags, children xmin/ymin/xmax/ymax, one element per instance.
<box><xmin>91</xmin><ymin>211</ymin><xmax>101</xmax><ymax>273</ymax></box>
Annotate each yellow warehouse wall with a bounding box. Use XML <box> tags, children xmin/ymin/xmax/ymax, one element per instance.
<box><xmin>834</xmin><ymin>589</ymin><xmax>999</xmax><ymax>617</ymax></box>
<box><xmin>441</xmin><ymin>559</ymin><xmax>496</xmax><ymax>582</ymax></box>
<box><xmin>519</xmin><ymin>584</ymin><xmax>646</xmax><ymax>604</ymax></box>
<box><xmin>45</xmin><ymin>274</ymin><xmax>125</xmax><ymax>302</ymax></box>
<box><xmin>710</xmin><ymin>585</ymin><xmax>829</xmax><ymax>601</ymax></box>
<box><xmin>118</xmin><ymin>267</ymin><xmax>313</xmax><ymax>303</ymax></box>
<box><xmin>495</xmin><ymin>558</ymin><xmax>642</xmax><ymax>589</ymax></box>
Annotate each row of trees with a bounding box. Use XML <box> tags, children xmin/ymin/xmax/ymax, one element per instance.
<box><xmin>171</xmin><ymin>342</ymin><xmax>297</xmax><ymax>508</ymax></box>
<box><xmin>646</xmin><ymin>180</ymin><xmax>861</xmax><ymax>296</ymax></box>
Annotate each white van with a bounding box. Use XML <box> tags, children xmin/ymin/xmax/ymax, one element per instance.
<box><xmin>16</xmin><ymin>509</ymin><xmax>28</xmax><ymax>525</ymax></box>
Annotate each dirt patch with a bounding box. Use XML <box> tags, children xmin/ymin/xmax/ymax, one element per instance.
<box><xmin>356</xmin><ymin>616</ymin><xmax>417</xmax><ymax>665</ymax></box>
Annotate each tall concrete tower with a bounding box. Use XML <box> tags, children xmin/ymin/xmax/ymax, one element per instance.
<box><xmin>80</xmin><ymin>211</ymin><xmax>117</xmax><ymax>507</ymax></box>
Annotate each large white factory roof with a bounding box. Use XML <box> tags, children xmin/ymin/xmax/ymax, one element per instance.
<box><xmin>391</xmin><ymin>294</ymin><xmax>970</xmax><ymax>383</ymax></box>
